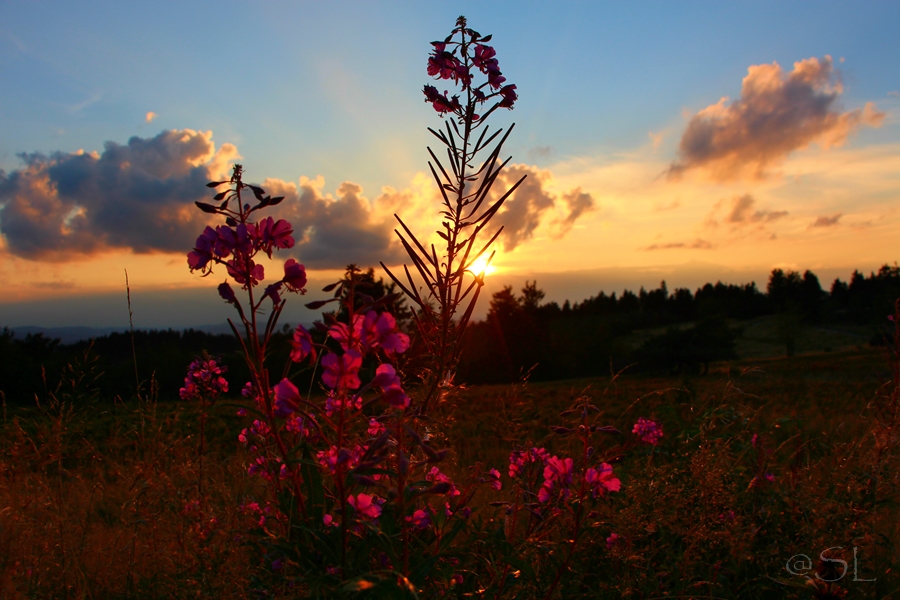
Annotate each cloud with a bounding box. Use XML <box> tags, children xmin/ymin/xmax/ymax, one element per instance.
<box><xmin>527</xmin><ymin>145</ymin><xmax>553</xmax><ymax>161</ymax></box>
<box><xmin>811</xmin><ymin>213</ymin><xmax>842</xmax><ymax>227</ymax></box>
<box><xmin>668</xmin><ymin>56</ymin><xmax>885</xmax><ymax>181</ymax></box>
<box><xmin>645</xmin><ymin>239</ymin><xmax>713</xmax><ymax>251</ymax></box>
<box><xmin>703</xmin><ymin>194</ymin><xmax>788</xmax><ymax>231</ymax></box>
<box><xmin>0</xmin><ymin>132</ymin><xmax>596</xmax><ymax>270</ymax></box>
<box><xmin>482</xmin><ymin>164</ymin><xmax>595</xmax><ymax>251</ymax></box>
<box><xmin>145</xmin><ymin>111</ymin><xmax>157</xmax><ymax>123</ymax></box>
<box><xmin>255</xmin><ymin>176</ymin><xmax>408</xmax><ymax>269</ymax></box>
<box><xmin>0</xmin><ymin>129</ymin><xmax>238</xmax><ymax>261</ymax></box>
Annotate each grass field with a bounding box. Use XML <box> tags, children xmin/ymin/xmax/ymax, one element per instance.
<box><xmin>0</xmin><ymin>346</ymin><xmax>897</xmax><ymax>598</ymax></box>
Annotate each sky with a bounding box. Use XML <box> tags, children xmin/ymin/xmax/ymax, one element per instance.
<box><xmin>1</xmin><ymin>1</ymin><xmax>899</xmax><ymax>329</ymax></box>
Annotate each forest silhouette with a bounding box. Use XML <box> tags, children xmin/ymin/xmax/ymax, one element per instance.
<box><xmin>2</xmin><ymin>264</ymin><xmax>898</xmax><ymax>403</ymax></box>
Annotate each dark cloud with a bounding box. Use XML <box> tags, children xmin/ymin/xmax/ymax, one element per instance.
<box><xmin>0</xmin><ymin>131</ymin><xmax>590</xmax><ymax>269</ymax></box>
<box><xmin>0</xmin><ymin>130</ymin><xmax>407</xmax><ymax>269</ymax></box>
<box><xmin>811</xmin><ymin>213</ymin><xmax>842</xmax><ymax>228</ymax></box>
<box><xmin>0</xmin><ymin>129</ymin><xmax>234</xmax><ymax>260</ymax></box>
<box><xmin>486</xmin><ymin>165</ymin><xmax>595</xmax><ymax>251</ymax></box>
<box><xmin>706</xmin><ymin>194</ymin><xmax>788</xmax><ymax>230</ymax></box>
<box><xmin>725</xmin><ymin>194</ymin><xmax>788</xmax><ymax>224</ymax></box>
<box><xmin>645</xmin><ymin>239</ymin><xmax>713</xmax><ymax>251</ymax></box>
<box><xmin>554</xmin><ymin>188</ymin><xmax>594</xmax><ymax>238</ymax></box>
<box><xmin>261</xmin><ymin>178</ymin><xmax>406</xmax><ymax>269</ymax></box>
<box><xmin>668</xmin><ymin>56</ymin><xmax>885</xmax><ymax>181</ymax></box>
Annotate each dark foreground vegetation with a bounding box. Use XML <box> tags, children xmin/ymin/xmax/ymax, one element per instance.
<box><xmin>0</xmin><ymin>346</ymin><xmax>897</xmax><ymax>597</ymax></box>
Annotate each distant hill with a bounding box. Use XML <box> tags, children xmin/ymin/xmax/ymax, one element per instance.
<box><xmin>11</xmin><ymin>323</ymin><xmax>236</xmax><ymax>345</ymax></box>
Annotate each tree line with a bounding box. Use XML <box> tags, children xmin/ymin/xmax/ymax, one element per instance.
<box><xmin>1</xmin><ymin>265</ymin><xmax>898</xmax><ymax>402</ymax></box>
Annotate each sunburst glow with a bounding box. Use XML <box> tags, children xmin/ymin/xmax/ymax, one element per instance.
<box><xmin>467</xmin><ymin>254</ymin><xmax>497</xmax><ymax>277</ymax></box>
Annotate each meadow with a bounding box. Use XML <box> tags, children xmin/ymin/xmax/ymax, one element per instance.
<box><xmin>2</xmin><ymin>16</ymin><xmax>898</xmax><ymax>599</ymax></box>
<box><xmin>1</xmin><ymin>343</ymin><xmax>897</xmax><ymax>598</ymax></box>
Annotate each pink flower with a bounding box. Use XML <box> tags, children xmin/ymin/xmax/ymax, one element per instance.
<box><xmin>262</xmin><ymin>282</ymin><xmax>282</xmax><ymax>304</ymax></box>
<box><xmin>321</xmin><ymin>350</ymin><xmax>362</xmax><ymax>390</ymax></box>
<box><xmin>585</xmin><ymin>463</ymin><xmax>621</xmax><ymax>497</ymax></box>
<box><xmin>348</xmin><ymin>493</ymin><xmax>382</xmax><ymax>520</ymax></box>
<box><xmin>258</xmin><ymin>217</ymin><xmax>295</xmax><ymax>254</ymax></box>
<box><xmin>427</xmin><ymin>466</ymin><xmax>460</xmax><ymax>497</ymax></box>
<box><xmin>371</xmin><ymin>364</ymin><xmax>410</xmax><ymax>409</ymax></box>
<box><xmin>273</xmin><ymin>378</ymin><xmax>301</xmax><ymax>417</ymax></box>
<box><xmin>543</xmin><ymin>456</ymin><xmax>574</xmax><ymax>487</ymax></box>
<box><xmin>405</xmin><ymin>509</ymin><xmax>430</xmax><ymax>529</ymax></box>
<box><xmin>427</xmin><ymin>42</ymin><xmax>460</xmax><ymax>80</ymax></box>
<box><xmin>632</xmin><ymin>417</ymin><xmax>663</xmax><ymax>446</ymax></box>
<box><xmin>372</xmin><ymin>363</ymin><xmax>401</xmax><ymax>388</ymax></box>
<box><xmin>290</xmin><ymin>324</ymin><xmax>316</xmax><ymax>363</ymax></box>
<box><xmin>473</xmin><ymin>44</ymin><xmax>497</xmax><ymax>72</ymax></box>
<box><xmin>488</xmin><ymin>468</ymin><xmax>502</xmax><ymax>491</ymax></box>
<box><xmin>179</xmin><ymin>356</ymin><xmax>228</xmax><ymax>400</ymax></box>
<box><xmin>373</xmin><ymin>312</ymin><xmax>410</xmax><ymax>356</ymax></box>
<box><xmin>282</xmin><ymin>258</ymin><xmax>307</xmax><ymax>292</ymax></box>
<box><xmin>226</xmin><ymin>257</ymin><xmax>265</xmax><ymax>288</ymax></box>
<box><xmin>323</xmin><ymin>514</ymin><xmax>338</xmax><ymax>528</ymax></box>
<box><xmin>188</xmin><ymin>226</ymin><xmax>218</xmax><ymax>272</ymax></box>
<box><xmin>606</xmin><ymin>532</ymin><xmax>622</xmax><ymax>549</ymax></box>
<box><xmin>367</xmin><ymin>418</ymin><xmax>385</xmax><ymax>436</ymax></box>
<box><xmin>498</xmin><ymin>84</ymin><xmax>517</xmax><ymax>108</ymax></box>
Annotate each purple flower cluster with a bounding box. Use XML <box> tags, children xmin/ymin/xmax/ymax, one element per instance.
<box><xmin>179</xmin><ymin>356</ymin><xmax>228</xmax><ymax>401</ymax></box>
<box><xmin>632</xmin><ymin>417</ymin><xmax>664</xmax><ymax>446</ymax></box>
<box><xmin>423</xmin><ymin>18</ymin><xmax>517</xmax><ymax>120</ymax></box>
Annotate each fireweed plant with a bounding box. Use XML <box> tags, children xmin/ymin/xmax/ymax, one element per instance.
<box><xmin>382</xmin><ymin>16</ymin><xmax>525</xmax><ymax>414</ymax></box>
<box><xmin>183</xmin><ymin>17</ymin><xmax>629</xmax><ymax>598</ymax></box>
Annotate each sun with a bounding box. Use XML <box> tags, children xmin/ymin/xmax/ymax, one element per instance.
<box><xmin>467</xmin><ymin>254</ymin><xmax>497</xmax><ymax>277</ymax></box>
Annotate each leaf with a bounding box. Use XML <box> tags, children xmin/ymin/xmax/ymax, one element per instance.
<box><xmin>248</xmin><ymin>185</ymin><xmax>266</xmax><ymax>200</ymax></box>
<box><xmin>594</xmin><ymin>426</ymin><xmax>621</xmax><ymax>435</ymax></box>
<box><xmin>194</xmin><ymin>201</ymin><xmax>218</xmax><ymax>214</ymax></box>
<box><xmin>305</xmin><ymin>298</ymin><xmax>337</xmax><ymax>310</ymax></box>
<box><xmin>225</xmin><ymin>216</ymin><xmax>237</xmax><ymax>227</ymax></box>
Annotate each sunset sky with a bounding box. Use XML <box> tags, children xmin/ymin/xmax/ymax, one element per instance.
<box><xmin>1</xmin><ymin>1</ymin><xmax>899</xmax><ymax>329</ymax></box>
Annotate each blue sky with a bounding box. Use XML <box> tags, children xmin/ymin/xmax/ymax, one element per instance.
<box><xmin>1</xmin><ymin>1</ymin><xmax>898</xmax><ymax>328</ymax></box>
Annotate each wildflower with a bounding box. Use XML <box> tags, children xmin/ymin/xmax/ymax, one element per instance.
<box><xmin>405</xmin><ymin>509</ymin><xmax>430</xmax><ymax>529</ymax></box>
<box><xmin>262</xmin><ymin>282</ymin><xmax>282</xmax><ymax>304</ymax></box>
<box><xmin>187</xmin><ymin>226</ymin><xmax>218</xmax><ymax>272</ymax></box>
<box><xmin>273</xmin><ymin>378</ymin><xmax>301</xmax><ymax>417</ymax></box>
<box><xmin>427</xmin><ymin>42</ymin><xmax>460</xmax><ymax>81</ymax></box>
<box><xmin>487</xmin><ymin>468</ymin><xmax>502</xmax><ymax>491</ymax></box>
<box><xmin>473</xmin><ymin>44</ymin><xmax>497</xmax><ymax>73</ymax></box>
<box><xmin>606</xmin><ymin>532</ymin><xmax>622</xmax><ymax>549</ymax></box>
<box><xmin>632</xmin><ymin>417</ymin><xmax>663</xmax><ymax>445</ymax></box>
<box><xmin>498</xmin><ymin>84</ymin><xmax>517</xmax><ymax>108</ymax></box>
<box><xmin>585</xmin><ymin>463</ymin><xmax>621</xmax><ymax>497</ymax></box>
<box><xmin>323</xmin><ymin>514</ymin><xmax>338</xmax><ymax>528</ymax></box>
<box><xmin>289</xmin><ymin>324</ymin><xmax>316</xmax><ymax>363</ymax></box>
<box><xmin>427</xmin><ymin>466</ymin><xmax>461</xmax><ymax>496</ymax></box>
<box><xmin>257</xmin><ymin>217</ymin><xmax>295</xmax><ymax>254</ymax></box>
<box><xmin>367</xmin><ymin>418</ymin><xmax>386</xmax><ymax>436</ymax></box>
<box><xmin>180</xmin><ymin>356</ymin><xmax>228</xmax><ymax>400</ymax></box>
<box><xmin>226</xmin><ymin>257</ymin><xmax>265</xmax><ymax>288</ymax></box>
<box><xmin>282</xmin><ymin>258</ymin><xmax>307</xmax><ymax>292</ymax></box>
<box><xmin>321</xmin><ymin>350</ymin><xmax>362</xmax><ymax>390</ymax></box>
<box><xmin>348</xmin><ymin>493</ymin><xmax>382</xmax><ymax>520</ymax></box>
